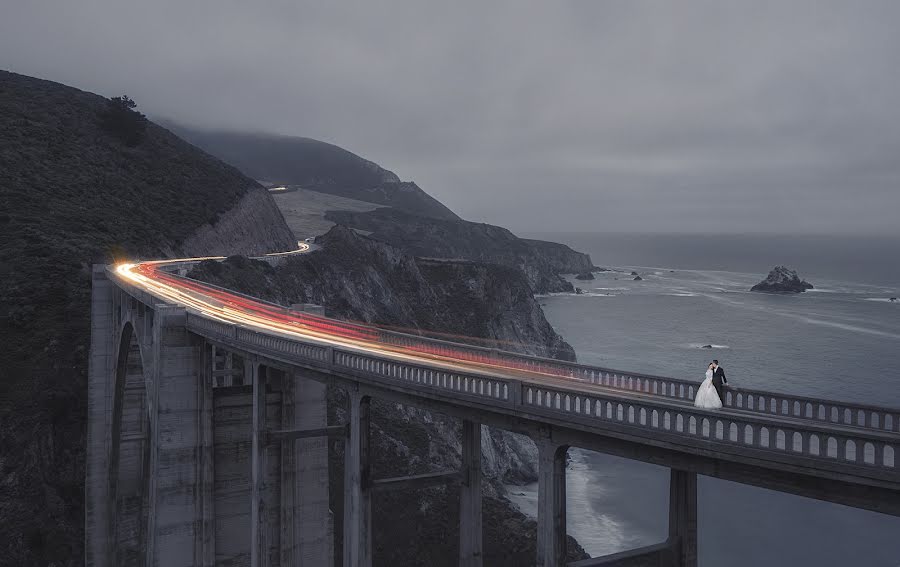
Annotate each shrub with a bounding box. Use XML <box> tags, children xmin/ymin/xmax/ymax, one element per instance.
<box><xmin>99</xmin><ymin>95</ymin><xmax>147</xmax><ymax>146</ymax></box>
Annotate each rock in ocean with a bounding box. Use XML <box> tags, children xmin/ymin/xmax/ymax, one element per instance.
<box><xmin>750</xmin><ymin>266</ymin><xmax>814</xmax><ymax>293</ymax></box>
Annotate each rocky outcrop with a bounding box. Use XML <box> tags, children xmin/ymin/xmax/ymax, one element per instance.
<box><xmin>325</xmin><ymin>207</ymin><xmax>594</xmax><ymax>294</ymax></box>
<box><xmin>0</xmin><ymin>70</ymin><xmax>296</xmax><ymax>566</ymax></box>
<box><xmin>750</xmin><ymin>266</ymin><xmax>814</xmax><ymax>293</ymax></box>
<box><xmin>189</xmin><ymin>226</ymin><xmax>590</xmax><ymax>565</ymax></box>
<box><xmin>520</xmin><ymin>238</ymin><xmax>595</xmax><ymax>274</ymax></box>
<box><xmin>633</xmin><ymin>275</ymin><xmax>643</xmax><ymax>281</ymax></box>
<box><xmin>575</xmin><ymin>271</ymin><xmax>595</xmax><ymax>280</ymax></box>
<box><xmin>177</xmin><ymin>185</ymin><xmax>296</xmax><ymax>256</ymax></box>
<box><xmin>192</xmin><ymin>225</ymin><xmax>576</xmax><ymax>360</ymax></box>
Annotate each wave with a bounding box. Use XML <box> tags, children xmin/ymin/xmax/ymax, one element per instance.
<box><xmin>687</xmin><ymin>343</ymin><xmax>730</xmax><ymax>349</ymax></box>
<box><xmin>537</xmin><ymin>291</ymin><xmax>617</xmax><ymax>298</ymax></box>
<box><xmin>799</xmin><ymin>317</ymin><xmax>900</xmax><ymax>340</ymax></box>
<box><xmin>667</xmin><ymin>292</ymin><xmax>698</xmax><ymax>297</ymax></box>
<box><xmin>864</xmin><ymin>298</ymin><xmax>899</xmax><ymax>303</ymax></box>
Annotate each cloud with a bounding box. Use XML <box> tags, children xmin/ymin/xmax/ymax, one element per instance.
<box><xmin>2</xmin><ymin>0</ymin><xmax>899</xmax><ymax>233</ymax></box>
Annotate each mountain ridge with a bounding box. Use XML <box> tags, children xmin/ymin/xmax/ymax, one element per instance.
<box><xmin>163</xmin><ymin>123</ymin><xmax>460</xmax><ymax>220</ymax></box>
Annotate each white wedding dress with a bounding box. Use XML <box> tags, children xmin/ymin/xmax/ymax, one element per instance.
<box><xmin>694</xmin><ymin>369</ymin><xmax>723</xmax><ymax>409</ymax></box>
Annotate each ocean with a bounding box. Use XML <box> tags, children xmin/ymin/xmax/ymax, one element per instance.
<box><xmin>511</xmin><ymin>232</ymin><xmax>900</xmax><ymax>566</ymax></box>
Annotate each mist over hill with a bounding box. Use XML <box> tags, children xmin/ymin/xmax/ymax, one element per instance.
<box><xmin>165</xmin><ymin>123</ymin><xmax>460</xmax><ymax>220</ymax></box>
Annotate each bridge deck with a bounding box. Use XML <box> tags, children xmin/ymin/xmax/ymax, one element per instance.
<box><xmin>109</xmin><ymin>260</ymin><xmax>900</xmax><ymax>517</ymax></box>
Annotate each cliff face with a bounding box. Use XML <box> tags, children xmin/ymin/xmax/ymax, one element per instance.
<box><xmin>521</xmin><ymin>238</ymin><xmax>596</xmax><ymax>274</ymax></box>
<box><xmin>0</xmin><ymin>70</ymin><xmax>295</xmax><ymax>566</ymax></box>
<box><xmin>192</xmin><ymin>225</ymin><xmax>575</xmax><ymax>359</ymax></box>
<box><xmin>178</xmin><ymin>185</ymin><xmax>297</xmax><ymax>257</ymax></box>
<box><xmin>165</xmin><ymin>124</ymin><xmax>461</xmax><ymax>220</ymax></box>
<box><xmin>189</xmin><ymin>226</ymin><xmax>588</xmax><ymax>565</ymax></box>
<box><xmin>325</xmin><ymin>207</ymin><xmax>594</xmax><ymax>294</ymax></box>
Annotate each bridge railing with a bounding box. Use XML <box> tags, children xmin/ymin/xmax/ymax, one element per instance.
<box><xmin>519</xmin><ymin>381</ymin><xmax>898</xmax><ymax>475</ymax></box>
<box><xmin>136</xmin><ymin>270</ymin><xmax>900</xmax><ymax>435</ymax></box>
<box><xmin>181</xmin><ymin>312</ymin><xmax>898</xmax><ymax>480</ymax></box>
<box><xmin>370</xmin><ymin>322</ymin><xmax>900</xmax><ymax>435</ymax></box>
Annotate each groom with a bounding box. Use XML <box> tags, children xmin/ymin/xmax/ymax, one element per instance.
<box><xmin>712</xmin><ymin>360</ymin><xmax>727</xmax><ymax>401</ymax></box>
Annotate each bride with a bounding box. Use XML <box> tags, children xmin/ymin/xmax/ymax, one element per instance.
<box><xmin>694</xmin><ymin>362</ymin><xmax>723</xmax><ymax>409</ymax></box>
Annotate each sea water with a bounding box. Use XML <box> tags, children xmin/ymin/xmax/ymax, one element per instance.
<box><xmin>510</xmin><ymin>232</ymin><xmax>900</xmax><ymax>566</ymax></box>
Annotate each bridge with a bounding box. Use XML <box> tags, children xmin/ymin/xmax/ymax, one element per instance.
<box><xmin>86</xmin><ymin>247</ymin><xmax>900</xmax><ymax>567</ymax></box>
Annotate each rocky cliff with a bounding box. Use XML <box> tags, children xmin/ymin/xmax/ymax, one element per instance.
<box><xmin>750</xmin><ymin>266</ymin><xmax>814</xmax><ymax>293</ymax></box>
<box><xmin>189</xmin><ymin>226</ymin><xmax>589</xmax><ymax>565</ymax></box>
<box><xmin>325</xmin><ymin>207</ymin><xmax>594</xmax><ymax>294</ymax></box>
<box><xmin>0</xmin><ymin>70</ymin><xmax>295</xmax><ymax>566</ymax></box>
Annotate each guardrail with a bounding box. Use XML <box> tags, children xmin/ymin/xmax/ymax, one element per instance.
<box><xmin>181</xmin><ymin>310</ymin><xmax>899</xmax><ymax>480</ymax></box>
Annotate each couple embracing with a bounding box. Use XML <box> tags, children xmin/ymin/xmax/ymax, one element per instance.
<box><xmin>694</xmin><ymin>360</ymin><xmax>727</xmax><ymax>409</ymax></box>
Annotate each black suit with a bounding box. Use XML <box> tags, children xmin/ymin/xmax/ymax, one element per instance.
<box><xmin>712</xmin><ymin>366</ymin><xmax>727</xmax><ymax>400</ymax></box>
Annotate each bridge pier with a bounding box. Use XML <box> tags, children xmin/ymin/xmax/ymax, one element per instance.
<box><xmin>281</xmin><ymin>372</ymin><xmax>333</xmax><ymax>566</ymax></box>
<box><xmin>343</xmin><ymin>390</ymin><xmax>372</xmax><ymax>567</ymax></box>
<box><xmin>86</xmin><ymin>266</ymin><xmax>116</xmax><ymax>567</ymax></box>
<box><xmin>148</xmin><ymin>305</ymin><xmax>207</xmax><ymax>567</ymax></box>
<box><xmin>459</xmin><ymin>420</ymin><xmax>483</xmax><ymax>567</ymax></box>
<box><xmin>668</xmin><ymin>469</ymin><xmax>698</xmax><ymax>567</ymax></box>
<box><xmin>250</xmin><ymin>362</ymin><xmax>268</xmax><ymax>567</ymax></box>
<box><xmin>536</xmin><ymin>438</ymin><xmax>568</xmax><ymax>567</ymax></box>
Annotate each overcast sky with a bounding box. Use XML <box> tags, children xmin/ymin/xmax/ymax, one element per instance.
<box><xmin>3</xmin><ymin>1</ymin><xmax>899</xmax><ymax>234</ymax></box>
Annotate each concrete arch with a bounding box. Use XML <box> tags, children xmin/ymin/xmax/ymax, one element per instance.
<box><xmin>107</xmin><ymin>321</ymin><xmax>152</xmax><ymax>566</ymax></box>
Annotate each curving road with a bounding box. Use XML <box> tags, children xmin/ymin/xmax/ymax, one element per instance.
<box><xmin>113</xmin><ymin>244</ymin><xmax>900</xmax><ymax>434</ymax></box>
<box><xmin>114</xmin><ymin>243</ymin><xmax>627</xmax><ymax>387</ymax></box>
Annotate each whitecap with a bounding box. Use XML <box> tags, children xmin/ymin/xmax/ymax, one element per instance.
<box><xmin>864</xmin><ymin>298</ymin><xmax>899</xmax><ymax>303</ymax></box>
<box><xmin>667</xmin><ymin>293</ymin><xmax>697</xmax><ymax>297</ymax></box>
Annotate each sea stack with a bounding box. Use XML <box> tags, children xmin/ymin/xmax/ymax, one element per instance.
<box><xmin>751</xmin><ymin>266</ymin><xmax>814</xmax><ymax>293</ymax></box>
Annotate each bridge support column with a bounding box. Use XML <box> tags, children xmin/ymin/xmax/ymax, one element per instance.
<box><xmin>459</xmin><ymin>420</ymin><xmax>483</xmax><ymax>567</ymax></box>
<box><xmin>86</xmin><ymin>266</ymin><xmax>115</xmax><ymax>567</ymax></box>
<box><xmin>147</xmin><ymin>305</ymin><xmax>207</xmax><ymax>567</ymax></box>
<box><xmin>250</xmin><ymin>362</ymin><xmax>268</xmax><ymax>567</ymax></box>
<box><xmin>343</xmin><ymin>390</ymin><xmax>372</xmax><ymax>567</ymax></box>
<box><xmin>536</xmin><ymin>439</ymin><xmax>567</xmax><ymax>567</ymax></box>
<box><xmin>281</xmin><ymin>373</ymin><xmax>332</xmax><ymax>566</ymax></box>
<box><xmin>198</xmin><ymin>342</ymin><xmax>216</xmax><ymax>567</ymax></box>
<box><xmin>669</xmin><ymin>469</ymin><xmax>698</xmax><ymax>567</ymax></box>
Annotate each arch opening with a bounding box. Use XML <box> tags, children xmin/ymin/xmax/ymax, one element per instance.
<box><xmin>109</xmin><ymin>322</ymin><xmax>151</xmax><ymax>566</ymax></box>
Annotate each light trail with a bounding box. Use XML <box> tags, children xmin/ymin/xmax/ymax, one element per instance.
<box><xmin>112</xmin><ymin>243</ymin><xmax>664</xmax><ymax>392</ymax></box>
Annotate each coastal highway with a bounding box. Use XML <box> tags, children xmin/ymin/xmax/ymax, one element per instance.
<box><xmin>114</xmin><ymin>243</ymin><xmax>676</xmax><ymax>400</ymax></box>
<box><xmin>113</xmin><ymin>245</ymin><xmax>868</xmax><ymax>427</ymax></box>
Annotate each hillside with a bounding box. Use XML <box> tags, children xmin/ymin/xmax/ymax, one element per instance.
<box><xmin>326</xmin><ymin>207</ymin><xmax>595</xmax><ymax>293</ymax></box>
<box><xmin>165</xmin><ymin>124</ymin><xmax>461</xmax><ymax>220</ymax></box>
<box><xmin>0</xmin><ymin>70</ymin><xmax>296</xmax><ymax>565</ymax></box>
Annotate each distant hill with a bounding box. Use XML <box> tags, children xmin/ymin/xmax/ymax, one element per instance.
<box><xmin>165</xmin><ymin>124</ymin><xmax>460</xmax><ymax>220</ymax></box>
<box><xmin>0</xmin><ymin>70</ymin><xmax>294</xmax><ymax>565</ymax></box>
